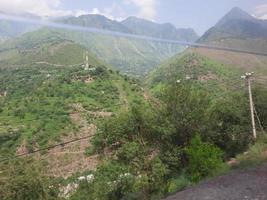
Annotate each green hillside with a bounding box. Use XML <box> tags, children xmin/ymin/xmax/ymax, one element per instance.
<box><xmin>148</xmin><ymin>51</ymin><xmax>247</xmax><ymax>96</ymax></box>
<box><xmin>66</xmin><ymin>51</ymin><xmax>267</xmax><ymax>199</ymax></box>
<box><xmin>0</xmin><ymin>31</ymin><xmax>144</xmax><ymax>161</ymax></box>
<box><xmin>56</xmin><ymin>14</ymin><xmax>198</xmax><ymax>77</ymax></box>
<box><xmin>0</xmin><ymin>29</ymin><xmax>103</xmax><ymax>68</ymax></box>
<box><xmin>58</xmin><ymin>29</ymin><xmax>184</xmax><ymax>77</ymax></box>
<box><xmin>1</xmin><ymin>8</ymin><xmax>267</xmax><ymax>200</ymax></box>
<box><xmin>0</xmin><ymin>64</ymin><xmax>142</xmax><ymax>158</ymax></box>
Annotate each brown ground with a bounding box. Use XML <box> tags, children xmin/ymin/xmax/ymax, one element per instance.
<box><xmin>44</xmin><ymin>104</ymin><xmax>113</xmax><ymax>178</ymax></box>
<box><xmin>16</xmin><ymin>103</ymin><xmax>113</xmax><ymax>178</ymax></box>
<box><xmin>165</xmin><ymin>163</ymin><xmax>267</xmax><ymax>200</ymax></box>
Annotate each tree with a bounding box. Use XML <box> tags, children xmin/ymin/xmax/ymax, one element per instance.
<box><xmin>160</xmin><ymin>83</ymin><xmax>210</xmax><ymax>146</ymax></box>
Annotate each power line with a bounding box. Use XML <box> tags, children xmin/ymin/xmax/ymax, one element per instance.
<box><xmin>0</xmin><ymin>134</ymin><xmax>95</xmax><ymax>163</ymax></box>
<box><xmin>1</xmin><ymin>13</ymin><xmax>267</xmax><ymax>57</ymax></box>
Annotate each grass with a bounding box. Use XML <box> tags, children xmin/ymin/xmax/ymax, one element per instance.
<box><xmin>233</xmin><ymin>133</ymin><xmax>267</xmax><ymax>169</ymax></box>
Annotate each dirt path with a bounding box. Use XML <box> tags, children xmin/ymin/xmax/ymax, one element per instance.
<box><xmin>165</xmin><ymin>163</ymin><xmax>267</xmax><ymax>200</ymax></box>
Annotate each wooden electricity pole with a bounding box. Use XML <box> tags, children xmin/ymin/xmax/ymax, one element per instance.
<box><xmin>242</xmin><ymin>72</ymin><xmax>257</xmax><ymax>139</ymax></box>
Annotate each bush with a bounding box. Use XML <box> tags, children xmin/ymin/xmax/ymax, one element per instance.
<box><xmin>0</xmin><ymin>159</ymin><xmax>60</xmax><ymax>200</ymax></box>
<box><xmin>205</xmin><ymin>92</ymin><xmax>251</xmax><ymax>157</ymax></box>
<box><xmin>186</xmin><ymin>135</ymin><xmax>224</xmax><ymax>182</ymax></box>
<box><xmin>159</xmin><ymin>147</ymin><xmax>183</xmax><ymax>172</ymax></box>
<box><xmin>167</xmin><ymin>174</ymin><xmax>191</xmax><ymax>194</ymax></box>
<box><xmin>117</xmin><ymin>142</ymin><xmax>144</xmax><ymax>164</ymax></box>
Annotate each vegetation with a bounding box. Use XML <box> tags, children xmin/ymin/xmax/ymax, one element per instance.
<box><xmin>0</xmin><ymin>158</ymin><xmax>61</xmax><ymax>200</ymax></box>
<box><xmin>0</xmin><ymin>49</ymin><xmax>266</xmax><ymax>199</ymax></box>
<box><xmin>69</xmin><ymin>75</ymin><xmax>266</xmax><ymax>199</ymax></box>
<box><xmin>0</xmin><ymin>16</ymin><xmax>267</xmax><ymax>199</ymax></box>
<box><xmin>0</xmin><ymin>63</ymin><xmax>142</xmax><ymax>159</ymax></box>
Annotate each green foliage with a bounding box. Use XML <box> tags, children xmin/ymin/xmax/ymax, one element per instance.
<box><xmin>91</xmin><ymin>101</ymin><xmax>162</xmax><ymax>154</ymax></box>
<box><xmin>254</xmin><ymin>86</ymin><xmax>267</xmax><ymax>130</ymax></box>
<box><xmin>167</xmin><ymin>174</ymin><xmax>191</xmax><ymax>194</ymax></box>
<box><xmin>159</xmin><ymin>147</ymin><xmax>183</xmax><ymax>173</ymax></box>
<box><xmin>207</xmin><ymin>93</ymin><xmax>251</xmax><ymax>157</ymax></box>
<box><xmin>186</xmin><ymin>135</ymin><xmax>224</xmax><ymax>182</ymax></box>
<box><xmin>234</xmin><ymin>134</ymin><xmax>267</xmax><ymax>169</ymax></box>
<box><xmin>148</xmin><ymin>52</ymin><xmax>242</xmax><ymax>95</ymax></box>
<box><xmin>117</xmin><ymin>142</ymin><xmax>143</xmax><ymax>164</ymax></box>
<box><xmin>160</xmin><ymin>83</ymin><xmax>210</xmax><ymax>146</ymax></box>
<box><xmin>0</xmin><ymin>159</ymin><xmax>60</xmax><ymax>200</ymax></box>
<box><xmin>0</xmin><ymin>64</ymin><xmax>141</xmax><ymax>158</ymax></box>
<box><xmin>0</xmin><ymin>41</ymin><xmax>266</xmax><ymax>200</ymax></box>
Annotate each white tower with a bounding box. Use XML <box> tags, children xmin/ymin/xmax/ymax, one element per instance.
<box><xmin>85</xmin><ymin>51</ymin><xmax>89</xmax><ymax>70</ymax></box>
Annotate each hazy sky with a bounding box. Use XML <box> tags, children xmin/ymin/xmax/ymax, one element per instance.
<box><xmin>0</xmin><ymin>0</ymin><xmax>267</xmax><ymax>35</ymax></box>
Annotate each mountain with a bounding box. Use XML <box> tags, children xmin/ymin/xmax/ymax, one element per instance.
<box><xmin>0</xmin><ymin>28</ymin><xmax>102</xmax><ymax>68</ymax></box>
<box><xmin>0</xmin><ymin>12</ymin><xmax>40</xmax><ymax>40</ymax></box>
<box><xmin>0</xmin><ymin>29</ymin><xmax>145</xmax><ymax>177</ymax></box>
<box><xmin>59</xmin><ymin>14</ymin><xmax>133</xmax><ymax>33</ymax></box>
<box><xmin>0</xmin><ymin>13</ymin><xmax>198</xmax><ymax>77</ymax></box>
<box><xmin>199</xmin><ymin>7</ymin><xmax>267</xmax><ymax>42</ymax></box>
<box><xmin>192</xmin><ymin>7</ymin><xmax>267</xmax><ymax>81</ymax></box>
<box><xmin>198</xmin><ymin>7</ymin><xmax>267</xmax><ymax>51</ymax></box>
<box><xmin>56</xmin><ymin>14</ymin><xmax>198</xmax><ymax>77</ymax></box>
<box><xmin>149</xmin><ymin>7</ymin><xmax>267</xmax><ymax>92</ymax></box>
<box><xmin>121</xmin><ymin>16</ymin><xmax>198</xmax><ymax>41</ymax></box>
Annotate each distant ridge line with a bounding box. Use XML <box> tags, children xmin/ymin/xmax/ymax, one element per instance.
<box><xmin>1</xmin><ymin>13</ymin><xmax>267</xmax><ymax>57</ymax></box>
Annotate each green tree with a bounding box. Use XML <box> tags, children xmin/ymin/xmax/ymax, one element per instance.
<box><xmin>186</xmin><ymin>135</ymin><xmax>224</xmax><ymax>182</ymax></box>
<box><xmin>207</xmin><ymin>92</ymin><xmax>251</xmax><ymax>157</ymax></box>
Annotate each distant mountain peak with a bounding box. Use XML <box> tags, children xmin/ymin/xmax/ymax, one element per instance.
<box><xmin>59</xmin><ymin>14</ymin><xmax>132</xmax><ymax>33</ymax></box>
<box><xmin>198</xmin><ymin>7</ymin><xmax>267</xmax><ymax>43</ymax></box>
<box><xmin>216</xmin><ymin>7</ymin><xmax>254</xmax><ymax>27</ymax></box>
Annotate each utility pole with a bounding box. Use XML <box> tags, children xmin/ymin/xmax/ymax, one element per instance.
<box><xmin>241</xmin><ymin>72</ymin><xmax>257</xmax><ymax>139</ymax></box>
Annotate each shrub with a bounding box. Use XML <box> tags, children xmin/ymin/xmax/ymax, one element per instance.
<box><xmin>0</xmin><ymin>159</ymin><xmax>60</xmax><ymax>200</ymax></box>
<box><xmin>206</xmin><ymin>93</ymin><xmax>251</xmax><ymax>157</ymax></box>
<box><xmin>186</xmin><ymin>135</ymin><xmax>224</xmax><ymax>182</ymax></box>
<box><xmin>117</xmin><ymin>142</ymin><xmax>143</xmax><ymax>164</ymax></box>
<box><xmin>159</xmin><ymin>147</ymin><xmax>183</xmax><ymax>172</ymax></box>
<box><xmin>167</xmin><ymin>174</ymin><xmax>191</xmax><ymax>194</ymax></box>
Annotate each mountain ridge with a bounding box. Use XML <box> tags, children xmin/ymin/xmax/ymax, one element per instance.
<box><xmin>199</xmin><ymin>7</ymin><xmax>267</xmax><ymax>42</ymax></box>
<box><xmin>121</xmin><ymin>16</ymin><xmax>198</xmax><ymax>41</ymax></box>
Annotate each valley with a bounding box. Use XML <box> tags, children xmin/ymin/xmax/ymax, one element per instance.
<box><xmin>0</xmin><ymin>5</ymin><xmax>267</xmax><ymax>200</ymax></box>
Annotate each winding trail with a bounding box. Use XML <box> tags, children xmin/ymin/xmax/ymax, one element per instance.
<box><xmin>165</xmin><ymin>163</ymin><xmax>267</xmax><ymax>200</ymax></box>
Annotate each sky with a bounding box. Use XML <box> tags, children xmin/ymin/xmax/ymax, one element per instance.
<box><xmin>0</xmin><ymin>0</ymin><xmax>267</xmax><ymax>35</ymax></box>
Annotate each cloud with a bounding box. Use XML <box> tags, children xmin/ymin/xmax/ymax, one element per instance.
<box><xmin>102</xmin><ymin>2</ymin><xmax>127</xmax><ymax>21</ymax></box>
<box><xmin>88</xmin><ymin>3</ymin><xmax>126</xmax><ymax>21</ymax></box>
<box><xmin>0</xmin><ymin>0</ymin><xmax>126</xmax><ymax>21</ymax></box>
<box><xmin>253</xmin><ymin>4</ymin><xmax>267</xmax><ymax>19</ymax></box>
<box><xmin>125</xmin><ymin>0</ymin><xmax>157</xmax><ymax>20</ymax></box>
<box><xmin>0</xmin><ymin>0</ymin><xmax>76</xmax><ymax>17</ymax></box>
